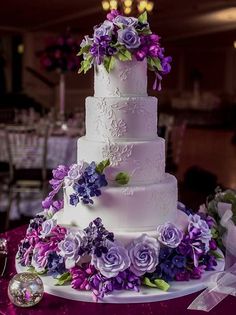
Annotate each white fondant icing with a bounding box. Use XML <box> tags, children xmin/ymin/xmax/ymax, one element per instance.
<box><xmin>85</xmin><ymin>96</ymin><xmax>158</xmax><ymax>141</ymax></box>
<box><xmin>61</xmin><ymin>174</ymin><xmax>177</xmax><ymax>233</ymax></box>
<box><xmin>77</xmin><ymin>136</ymin><xmax>165</xmax><ymax>184</ymax></box>
<box><xmin>94</xmin><ymin>59</ymin><xmax>147</xmax><ymax>97</ymax></box>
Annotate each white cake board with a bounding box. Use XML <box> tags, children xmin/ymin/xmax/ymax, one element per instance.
<box><xmin>16</xmin><ymin>254</ymin><xmax>225</xmax><ymax>304</ymax></box>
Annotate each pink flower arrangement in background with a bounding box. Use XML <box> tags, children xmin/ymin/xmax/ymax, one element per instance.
<box><xmin>38</xmin><ymin>31</ymin><xmax>80</xmax><ymax>73</ymax></box>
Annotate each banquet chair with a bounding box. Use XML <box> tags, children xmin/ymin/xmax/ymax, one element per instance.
<box><xmin>4</xmin><ymin>124</ymin><xmax>49</xmax><ymax>230</ymax></box>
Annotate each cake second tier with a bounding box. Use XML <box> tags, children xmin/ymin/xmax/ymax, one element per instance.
<box><xmin>61</xmin><ymin>173</ymin><xmax>177</xmax><ymax>233</ymax></box>
<box><xmin>78</xmin><ymin>136</ymin><xmax>165</xmax><ymax>185</ymax></box>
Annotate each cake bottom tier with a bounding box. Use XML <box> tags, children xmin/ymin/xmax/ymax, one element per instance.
<box><xmin>60</xmin><ymin>173</ymin><xmax>178</xmax><ymax>233</ymax></box>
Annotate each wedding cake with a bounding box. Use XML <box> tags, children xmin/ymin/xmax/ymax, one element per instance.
<box><xmin>17</xmin><ymin>11</ymin><xmax>220</xmax><ymax>303</ymax></box>
<box><xmin>61</xmin><ymin>57</ymin><xmax>178</xmax><ymax>244</ymax></box>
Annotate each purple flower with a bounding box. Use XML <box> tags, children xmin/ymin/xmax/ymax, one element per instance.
<box><xmin>188</xmin><ymin>214</ymin><xmax>212</xmax><ymax>251</ymax></box>
<box><xmin>40</xmin><ymin>218</ymin><xmax>57</xmax><ymax>238</ymax></box>
<box><xmin>52</xmin><ymin>165</ymin><xmax>69</xmax><ymax>180</ymax></box>
<box><xmin>58</xmin><ymin>230</ymin><xmax>86</xmax><ymax>269</ymax></box>
<box><xmin>31</xmin><ymin>248</ymin><xmax>46</xmax><ymax>273</ymax></box>
<box><xmin>94</xmin><ymin>20</ymin><xmax>114</xmax><ymax>38</ymax></box>
<box><xmin>190</xmin><ymin>266</ymin><xmax>206</xmax><ymax>279</ymax></box>
<box><xmin>117</xmin><ymin>27</ymin><xmax>141</xmax><ymax>50</ymax></box>
<box><xmin>47</xmin><ymin>252</ymin><xmax>66</xmax><ymax>277</ymax></box>
<box><xmin>106</xmin><ymin>9</ymin><xmax>120</xmax><ymax>22</ymax></box>
<box><xmin>172</xmin><ymin>255</ymin><xmax>186</xmax><ymax>268</ymax></box>
<box><xmin>127</xmin><ymin>234</ymin><xmax>160</xmax><ymax>276</ymax></box>
<box><xmin>161</xmin><ymin>56</ymin><xmax>172</xmax><ymax>74</ymax></box>
<box><xmin>175</xmin><ymin>270</ymin><xmax>190</xmax><ymax>281</ymax></box>
<box><xmin>42</xmin><ymin>196</ymin><xmax>53</xmax><ymax>209</ymax></box>
<box><xmin>113</xmin><ymin>15</ymin><xmax>138</xmax><ymax>28</ymax></box>
<box><xmin>71</xmin><ymin>264</ymin><xmax>96</xmax><ymax>291</ymax></box>
<box><xmin>156</xmin><ymin>223</ymin><xmax>183</xmax><ymax>248</ymax></box>
<box><xmin>64</xmin><ymin>162</ymin><xmax>85</xmax><ymax>187</ymax></box>
<box><xmin>91</xmin><ymin>241</ymin><xmax>130</xmax><ymax>278</ymax></box>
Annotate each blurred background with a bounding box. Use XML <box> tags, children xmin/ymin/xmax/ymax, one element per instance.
<box><xmin>0</xmin><ymin>0</ymin><xmax>236</xmax><ymax>232</ymax></box>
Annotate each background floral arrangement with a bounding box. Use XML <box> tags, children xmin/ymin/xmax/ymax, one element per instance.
<box><xmin>17</xmin><ymin>165</ymin><xmax>224</xmax><ymax>302</ymax></box>
<box><xmin>78</xmin><ymin>10</ymin><xmax>172</xmax><ymax>91</ymax></box>
<box><xmin>38</xmin><ymin>31</ymin><xmax>80</xmax><ymax>73</ymax></box>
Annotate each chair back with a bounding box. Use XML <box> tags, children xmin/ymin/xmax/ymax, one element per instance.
<box><xmin>5</xmin><ymin>125</ymin><xmax>49</xmax><ymax>181</ymax></box>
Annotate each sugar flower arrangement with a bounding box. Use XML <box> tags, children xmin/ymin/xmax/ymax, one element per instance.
<box><xmin>41</xmin><ymin>160</ymin><xmax>130</xmax><ymax>213</ymax></box>
<box><xmin>78</xmin><ymin>10</ymin><xmax>172</xmax><ymax>91</ymax></box>
<box><xmin>38</xmin><ymin>31</ymin><xmax>80</xmax><ymax>73</ymax></box>
<box><xmin>17</xmin><ymin>183</ymin><xmax>222</xmax><ymax>301</ymax></box>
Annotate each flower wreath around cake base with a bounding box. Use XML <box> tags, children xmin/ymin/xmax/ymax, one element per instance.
<box><xmin>16</xmin><ymin>164</ymin><xmax>225</xmax><ymax>302</ymax></box>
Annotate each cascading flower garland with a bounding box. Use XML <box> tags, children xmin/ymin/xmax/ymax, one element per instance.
<box><xmin>17</xmin><ymin>204</ymin><xmax>222</xmax><ymax>302</ymax></box>
<box><xmin>78</xmin><ymin>10</ymin><xmax>172</xmax><ymax>91</ymax></box>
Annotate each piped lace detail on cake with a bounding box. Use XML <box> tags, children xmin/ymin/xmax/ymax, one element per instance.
<box><xmin>102</xmin><ymin>142</ymin><xmax>134</xmax><ymax>166</ymax></box>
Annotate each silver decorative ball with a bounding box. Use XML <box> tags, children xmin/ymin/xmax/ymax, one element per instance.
<box><xmin>8</xmin><ymin>273</ymin><xmax>44</xmax><ymax>307</ymax></box>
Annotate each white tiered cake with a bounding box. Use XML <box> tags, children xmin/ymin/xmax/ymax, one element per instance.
<box><xmin>59</xmin><ymin>58</ymin><xmax>178</xmax><ymax>243</ymax></box>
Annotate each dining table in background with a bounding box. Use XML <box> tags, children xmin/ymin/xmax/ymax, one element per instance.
<box><xmin>0</xmin><ymin>226</ymin><xmax>235</xmax><ymax>315</ymax></box>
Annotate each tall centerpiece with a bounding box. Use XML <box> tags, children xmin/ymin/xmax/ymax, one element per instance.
<box><xmin>38</xmin><ymin>31</ymin><xmax>80</xmax><ymax>121</ymax></box>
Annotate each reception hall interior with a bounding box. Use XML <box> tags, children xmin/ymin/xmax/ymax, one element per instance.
<box><xmin>0</xmin><ymin>0</ymin><xmax>236</xmax><ymax>233</ymax></box>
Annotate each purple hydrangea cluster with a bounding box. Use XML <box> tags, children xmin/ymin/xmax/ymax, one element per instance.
<box><xmin>69</xmin><ymin>162</ymin><xmax>108</xmax><ymax>205</ymax></box>
<box><xmin>78</xmin><ymin>10</ymin><xmax>172</xmax><ymax>90</ymax></box>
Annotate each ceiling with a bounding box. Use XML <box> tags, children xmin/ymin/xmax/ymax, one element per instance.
<box><xmin>0</xmin><ymin>0</ymin><xmax>236</xmax><ymax>42</ymax></box>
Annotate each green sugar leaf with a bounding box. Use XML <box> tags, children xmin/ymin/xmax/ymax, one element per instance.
<box><xmin>117</xmin><ymin>49</ymin><xmax>132</xmax><ymax>62</ymax></box>
<box><xmin>210</xmin><ymin>250</ymin><xmax>224</xmax><ymax>260</ymax></box>
<box><xmin>77</xmin><ymin>45</ymin><xmax>90</xmax><ymax>56</ymax></box>
<box><xmin>138</xmin><ymin>11</ymin><xmax>148</xmax><ymax>23</ymax></box>
<box><xmin>143</xmin><ymin>277</ymin><xmax>157</xmax><ymax>288</ymax></box>
<box><xmin>154</xmin><ymin>279</ymin><xmax>170</xmax><ymax>292</ymax></box>
<box><xmin>103</xmin><ymin>56</ymin><xmax>116</xmax><ymax>73</ymax></box>
<box><xmin>96</xmin><ymin>159</ymin><xmax>110</xmax><ymax>174</ymax></box>
<box><xmin>115</xmin><ymin>172</ymin><xmax>130</xmax><ymax>185</ymax></box>
<box><xmin>55</xmin><ymin>272</ymin><xmax>72</xmax><ymax>286</ymax></box>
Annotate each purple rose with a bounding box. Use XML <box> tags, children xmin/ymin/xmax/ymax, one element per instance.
<box><xmin>127</xmin><ymin>234</ymin><xmax>160</xmax><ymax>276</ymax></box>
<box><xmin>117</xmin><ymin>27</ymin><xmax>141</xmax><ymax>50</ymax></box>
<box><xmin>64</xmin><ymin>162</ymin><xmax>85</xmax><ymax>187</ymax></box>
<box><xmin>94</xmin><ymin>20</ymin><xmax>114</xmax><ymax>38</ymax></box>
<box><xmin>113</xmin><ymin>15</ymin><xmax>138</xmax><ymax>28</ymax></box>
<box><xmin>91</xmin><ymin>241</ymin><xmax>130</xmax><ymax>278</ymax></box>
<box><xmin>40</xmin><ymin>218</ymin><xmax>57</xmax><ymax>238</ymax></box>
<box><xmin>58</xmin><ymin>231</ymin><xmax>86</xmax><ymax>269</ymax></box>
<box><xmin>156</xmin><ymin>223</ymin><xmax>183</xmax><ymax>248</ymax></box>
<box><xmin>188</xmin><ymin>214</ymin><xmax>212</xmax><ymax>251</ymax></box>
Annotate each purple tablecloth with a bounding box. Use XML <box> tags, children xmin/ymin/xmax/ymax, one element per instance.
<box><xmin>0</xmin><ymin>226</ymin><xmax>235</xmax><ymax>315</ymax></box>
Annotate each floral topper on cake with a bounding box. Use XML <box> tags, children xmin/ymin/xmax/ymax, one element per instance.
<box><xmin>78</xmin><ymin>10</ymin><xmax>172</xmax><ymax>91</ymax></box>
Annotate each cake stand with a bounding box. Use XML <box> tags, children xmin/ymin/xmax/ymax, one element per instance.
<box><xmin>16</xmin><ymin>255</ymin><xmax>225</xmax><ymax>304</ymax></box>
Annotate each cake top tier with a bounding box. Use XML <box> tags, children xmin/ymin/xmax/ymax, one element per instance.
<box><xmin>78</xmin><ymin>10</ymin><xmax>172</xmax><ymax>92</ymax></box>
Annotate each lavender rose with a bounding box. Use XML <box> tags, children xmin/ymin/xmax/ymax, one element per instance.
<box><xmin>127</xmin><ymin>234</ymin><xmax>160</xmax><ymax>276</ymax></box>
<box><xmin>113</xmin><ymin>15</ymin><xmax>138</xmax><ymax>28</ymax></box>
<box><xmin>40</xmin><ymin>218</ymin><xmax>57</xmax><ymax>238</ymax></box>
<box><xmin>94</xmin><ymin>20</ymin><xmax>114</xmax><ymax>38</ymax></box>
<box><xmin>188</xmin><ymin>214</ymin><xmax>212</xmax><ymax>251</ymax></box>
<box><xmin>117</xmin><ymin>27</ymin><xmax>141</xmax><ymax>50</ymax></box>
<box><xmin>91</xmin><ymin>241</ymin><xmax>131</xmax><ymax>278</ymax></box>
<box><xmin>156</xmin><ymin>223</ymin><xmax>183</xmax><ymax>248</ymax></box>
<box><xmin>58</xmin><ymin>230</ymin><xmax>86</xmax><ymax>269</ymax></box>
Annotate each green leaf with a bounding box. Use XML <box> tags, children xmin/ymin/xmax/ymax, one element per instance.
<box><xmin>149</xmin><ymin>57</ymin><xmax>163</xmax><ymax>71</ymax></box>
<box><xmin>143</xmin><ymin>277</ymin><xmax>157</xmax><ymax>288</ymax></box>
<box><xmin>115</xmin><ymin>172</ymin><xmax>130</xmax><ymax>185</ymax></box>
<box><xmin>103</xmin><ymin>56</ymin><xmax>116</xmax><ymax>73</ymax></box>
<box><xmin>154</xmin><ymin>279</ymin><xmax>170</xmax><ymax>292</ymax></box>
<box><xmin>143</xmin><ymin>277</ymin><xmax>170</xmax><ymax>291</ymax></box>
<box><xmin>211</xmin><ymin>227</ymin><xmax>219</xmax><ymax>239</ymax></box>
<box><xmin>210</xmin><ymin>250</ymin><xmax>224</xmax><ymax>260</ymax></box>
<box><xmin>78</xmin><ymin>54</ymin><xmax>93</xmax><ymax>74</ymax></box>
<box><xmin>96</xmin><ymin>159</ymin><xmax>110</xmax><ymax>174</ymax></box>
<box><xmin>77</xmin><ymin>45</ymin><xmax>90</xmax><ymax>56</ymax></box>
<box><xmin>138</xmin><ymin>11</ymin><xmax>148</xmax><ymax>23</ymax></box>
<box><xmin>55</xmin><ymin>272</ymin><xmax>72</xmax><ymax>286</ymax></box>
<box><xmin>117</xmin><ymin>49</ymin><xmax>132</xmax><ymax>62</ymax></box>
